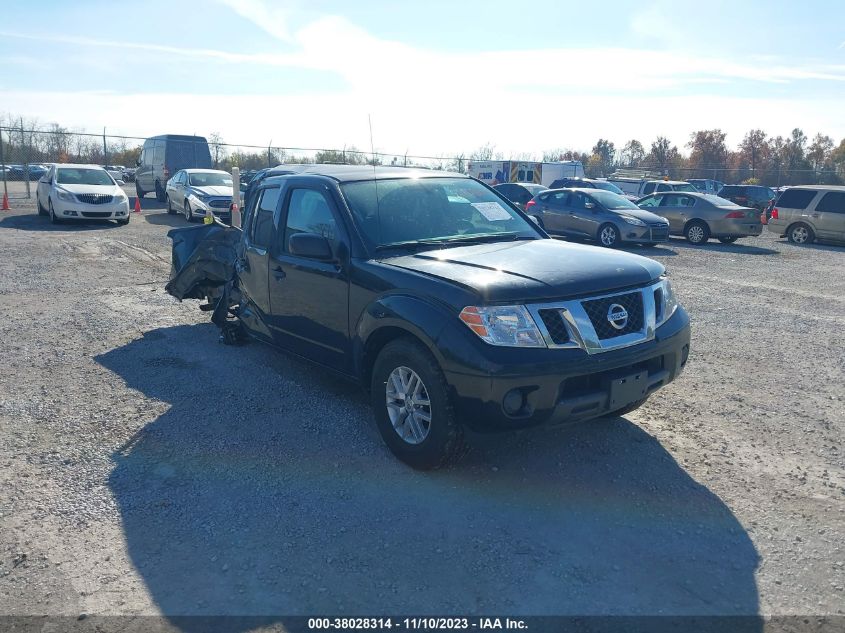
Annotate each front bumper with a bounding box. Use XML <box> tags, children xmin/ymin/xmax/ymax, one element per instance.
<box><xmin>57</xmin><ymin>199</ymin><xmax>131</xmax><ymax>220</ymax></box>
<box><xmin>439</xmin><ymin>306</ymin><xmax>691</xmax><ymax>432</ymax></box>
<box><xmin>619</xmin><ymin>223</ymin><xmax>670</xmax><ymax>244</ymax></box>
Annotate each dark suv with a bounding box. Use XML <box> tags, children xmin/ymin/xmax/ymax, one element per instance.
<box><xmin>717</xmin><ymin>185</ymin><xmax>776</xmax><ymax>212</ymax></box>
<box><xmin>167</xmin><ymin>166</ymin><xmax>691</xmax><ymax>469</ymax></box>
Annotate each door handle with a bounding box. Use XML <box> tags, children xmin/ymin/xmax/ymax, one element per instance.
<box><xmin>272</xmin><ymin>266</ymin><xmax>286</xmax><ymax>281</ymax></box>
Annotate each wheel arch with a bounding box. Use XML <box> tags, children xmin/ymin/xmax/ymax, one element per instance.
<box><xmin>355</xmin><ymin>295</ymin><xmax>452</xmax><ymax>393</ymax></box>
<box><xmin>683</xmin><ymin>217</ymin><xmax>710</xmax><ymax>233</ymax></box>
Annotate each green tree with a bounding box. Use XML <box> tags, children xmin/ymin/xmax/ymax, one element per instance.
<box><xmin>591</xmin><ymin>139</ymin><xmax>616</xmax><ymax>176</ymax></box>
<box><xmin>620</xmin><ymin>140</ymin><xmax>645</xmax><ymax>167</ymax></box>
<box><xmin>687</xmin><ymin>129</ymin><xmax>728</xmax><ymax>178</ymax></box>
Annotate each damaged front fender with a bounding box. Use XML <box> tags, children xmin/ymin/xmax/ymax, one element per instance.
<box><xmin>164</xmin><ymin>222</ymin><xmax>242</xmax><ymax>302</ymax></box>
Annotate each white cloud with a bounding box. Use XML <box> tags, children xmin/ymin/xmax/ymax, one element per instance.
<box><xmin>215</xmin><ymin>0</ymin><xmax>294</xmax><ymax>43</ymax></box>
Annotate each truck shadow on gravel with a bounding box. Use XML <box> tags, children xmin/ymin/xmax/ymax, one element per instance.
<box><xmin>97</xmin><ymin>324</ymin><xmax>760</xmax><ymax>630</ymax></box>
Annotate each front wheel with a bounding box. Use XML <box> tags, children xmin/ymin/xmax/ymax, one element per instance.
<box><xmin>597</xmin><ymin>223</ymin><xmax>620</xmax><ymax>248</ymax></box>
<box><xmin>37</xmin><ymin>195</ymin><xmax>47</xmax><ymax>216</ymax></box>
<box><xmin>166</xmin><ymin>195</ymin><xmax>176</xmax><ymax>215</ymax></box>
<box><xmin>787</xmin><ymin>223</ymin><xmax>814</xmax><ymax>245</ymax></box>
<box><xmin>48</xmin><ymin>199</ymin><xmax>61</xmax><ymax>224</ymax></box>
<box><xmin>684</xmin><ymin>220</ymin><xmax>710</xmax><ymax>245</ymax></box>
<box><xmin>371</xmin><ymin>339</ymin><xmax>467</xmax><ymax>470</ymax></box>
<box><xmin>718</xmin><ymin>236</ymin><xmax>738</xmax><ymax>244</ymax></box>
<box><xmin>184</xmin><ymin>201</ymin><xmax>194</xmax><ymax>222</ymax></box>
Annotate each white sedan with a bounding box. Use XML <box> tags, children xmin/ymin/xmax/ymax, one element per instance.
<box><xmin>36</xmin><ymin>164</ymin><xmax>130</xmax><ymax>225</ymax></box>
<box><xmin>165</xmin><ymin>169</ymin><xmax>234</xmax><ymax>223</ymax></box>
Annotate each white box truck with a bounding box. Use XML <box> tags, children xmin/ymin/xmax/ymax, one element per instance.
<box><xmin>468</xmin><ymin>160</ymin><xmax>584</xmax><ymax>187</ymax></box>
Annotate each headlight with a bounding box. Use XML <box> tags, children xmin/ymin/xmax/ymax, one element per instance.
<box><xmin>659</xmin><ymin>276</ymin><xmax>679</xmax><ymax>323</ymax></box>
<box><xmin>459</xmin><ymin>305</ymin><xmax>546</xmax><ymax>347</ymax></box>
<box><xmin>113</xmin><ymin>191</ymin><xmax>127</xmax><ymax>201</ymax></box>
<box><xmin>619</xmin><ymin>214</ymin><xmax>646</xmax><ymax>226</ymax></box>
<box><xmin>56</xmin><ymin>189</ymin><xmax>76</xmax><ymax>202</ymax></box>
<box><xmin>190</xmin><ymin>193</ymin><xmax>209</xmax><ymax>207</ymax></box>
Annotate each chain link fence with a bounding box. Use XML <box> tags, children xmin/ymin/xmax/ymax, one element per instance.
<box><xmin>0</xmin><ymin>126</ymin><xmax>467</xmax><ymax>200</ymax></box>
<box><xmin>1</xmin><ymin>125</ymin><xmax>840</xmax><ymax>199</ymax></box>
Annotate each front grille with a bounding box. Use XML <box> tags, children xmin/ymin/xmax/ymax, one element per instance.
<box><xmin>76</xmin><ymin>194</ymin><xmax>114</xmax><ymax>205</ymax></box>
<box><xmin>581</xmin><ymin>291</ymin><xmax>644</xmax><ymax>340</ymax></box>
<box><xmin>81</xmin><ymin>211</ymin><xmax>112</xmax><ymax>218</ymax></box>
<box><xmin>208</xmin><ymin>199</ymin><xmax>230</xmax><ymax>208</ymax></box>
<box><xmin>538</xmin><ymin>309</ymin><xmax>570</xmax><ymax>344</ymax></box>
<box><xmin>649</xmin><ymin>226</ymin><xmax>669</xmax><ymax>241</ymax></box>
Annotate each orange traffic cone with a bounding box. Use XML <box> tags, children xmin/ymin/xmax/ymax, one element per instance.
<box><xmin>134</xmin><ymin>197</ymin><xmax>141</xmax><ymax>213</ymax></box>
<box><xmin>1</xmin><ymin>192</ymin><xmax>9</xmax><ymax>211</ymax></box>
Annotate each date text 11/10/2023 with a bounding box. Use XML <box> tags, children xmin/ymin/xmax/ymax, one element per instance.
<box><xmin>307</xmin><ymin>618</ymin><xmax>528</xmax><ymax>630</ymax></box>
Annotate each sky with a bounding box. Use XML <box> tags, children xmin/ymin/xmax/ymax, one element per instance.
<box><xmin>1</xmin><ymin>0</ymin><xmax>844</xmax><ymax>159</ymax></box>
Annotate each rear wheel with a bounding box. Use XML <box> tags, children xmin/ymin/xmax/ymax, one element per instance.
<box><xmin>787</xmin><ymin>223</ymin><xmax>814</xmax><ymax>245</ymax></box>
<box><xmin>684</xmin><ymin>220</ymin><xmax>710</xmax><ymax>245</ymax></box>
<box><xmin>155</xmin><ymin>180</ymin><xmax>166</xmax><ymax>202</ymax></box>
<box><xmin>532</xmin><ymin>215</ymin><xmax>545</xmax><ymax>230</ymax></box>
<box><xmin>371</xmin><ymin>338</ymin><xmax>467</xmax><ymax>470</ymax></box>
<box><xmin>718</xmin><ymin>236</ymin><xmax>738</xmax><ymax>244</ymax></box>
<box><xmin>597</xmin><ymin>223</ymin><xmax>620</xmax><ymax>247</ymax></box>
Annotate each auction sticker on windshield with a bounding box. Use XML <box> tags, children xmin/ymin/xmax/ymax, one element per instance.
<box><xmin>471</xmin><ymin>202</ymin><xmax>511</xmax><ymax>221</ymax></box>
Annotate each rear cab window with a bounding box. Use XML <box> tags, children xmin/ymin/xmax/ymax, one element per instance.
<box><xmin>776</xmin><ymin>189</ymin><xmax>817</xmax><ymax>210</ymax></box>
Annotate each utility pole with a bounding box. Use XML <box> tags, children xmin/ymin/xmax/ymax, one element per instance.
<box><xmin>0</xmin><ymin>126</ymin><xmax>8</xmax><ymax>201</ymax></box>
<box><xmin>103</xmin><ymin>127</ymin><xmax>108</xmax><ymax>165</ymax></box>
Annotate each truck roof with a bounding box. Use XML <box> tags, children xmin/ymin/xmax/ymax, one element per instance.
<box><xmin>264</xmin><ymin>164</ymin><xmax>466</xmax><ymax>183</ymax></box>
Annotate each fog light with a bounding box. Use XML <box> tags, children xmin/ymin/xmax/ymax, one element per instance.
<box><xmin>502</xmin><ymin>389</ymin><xmax>525</xmax><ymax>415</ymax></box>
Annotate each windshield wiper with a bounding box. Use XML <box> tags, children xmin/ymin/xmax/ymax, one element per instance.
<box><xmin>374</xmin><ymin>233</ymin><xmax>531</xmax><ymax>253</ymax></box>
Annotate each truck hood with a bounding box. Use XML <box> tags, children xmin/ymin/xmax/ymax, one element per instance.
<box><xmin>190</xmin><ymin>185</ymin><xmax>233</xmax><ymax>197</ymax></box>
<box><xmin>380</xmin><ymin>239</ymin><xmax>664</xmax><ymax>303</ymax></box>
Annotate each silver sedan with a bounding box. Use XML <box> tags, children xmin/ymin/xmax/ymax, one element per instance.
<box><xmin>637</xmin><ymin>192</ymin><xmax>762</xmax><ymax>244</ymax></box>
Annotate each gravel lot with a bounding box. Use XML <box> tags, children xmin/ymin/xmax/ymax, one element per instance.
<box><xmin>0</xmin><ymin>191</ymin><xmax>842</xmax><ymax>624</ymax></box>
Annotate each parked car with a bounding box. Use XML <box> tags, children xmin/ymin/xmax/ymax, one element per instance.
<box><xmin>8</xmin><ymin>164</ymin><xmax>49</xmax><ymax>181</ymax></box>
<box><xmin>165</xmin><ymin>165</ymin><xmax>691</xmax><ymax>469</ymax></box>
<box><xmin>547</xmin><ymin>177</ymin><xmax>636</xmax><ymax>200</ymax></box>
<box><xmin>165</xmin><ymin>169</ymin><xmax>234</xmax><ymax>223</ymax></box>
<box><xmin>121</xmin><ymin>167</ymin><xmax>136</xmax><ymax>182</ymax></box>
<box><xmin>492</xmin><ymin>182</ymin><xmax>548</xmax><ymax>210</ymax></box>
<box><xmin>608</xmin><ymin>176</ymin><xmax>698</xmax><ymax>198</ymax></box>
<box><xmin>525</xmin><ymin>188</ymin><xmax>670</xmax><ymax>247</ymax></box>
<box><xmin>103</xmin><ymin>165</ymin><xmax>125</xmax><ymax>182</ymax></box>
<box><xmin>716</xmin><ymin>184</ymin><xmax>776</xmax><ymax>212</ymax></box>
<box><xmin>637</xmin><ymin>192</ymin><xmax>762</xmax><ymax>244</ymax></box>
<box><xmin>767</xmin><ymin>185</ymin><xmax>845</xmax><ymax>245</ymax></box>
<box><xmin>688</xmin><ymin>179</ymin><xmax>725</xmax><ymax>195</ymax></box>
<box><xmin>35</xmin><ymin>163</ymin><xmax>130</xmax><ymax>225</ymax></box>
<box><xmin>135</xmin><ymin>134</ymin><xmax>213</xmax><ymax>202</ymax></box>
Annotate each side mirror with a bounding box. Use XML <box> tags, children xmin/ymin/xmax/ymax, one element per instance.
<box><xmin>289</xmin><ymin>232</ymin><xmax>333</xmax><ymax>260</ymax></box>
<box><xmin>585</xmin><ymin>202</ymin><xmax>596</xmax><ymax>210</ymax></box>
<box><xmin>116</xmin><ymin>180</ymin><xmax>125</xmax><ymax>186</ymax></box>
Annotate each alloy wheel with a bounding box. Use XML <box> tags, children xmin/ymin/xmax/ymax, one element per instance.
<box><xmin>184</xmin><ymin>202</ymin><xmax>192</xmax><ymax>222</ymax></box>
<box><xmin>791</xmin><ymin>226</ymin><xmax>809</xmax><ymax>244</ymax></box>
<box><xmin>385</xmin><ymin>366</ymin><xmax>432</xmax><ymax>445</ymax></box>
<box><xmin>600</xmin><ymin>226</ymin><xmax>617</xmax><ymax>246</ymax></box>
<box><xmin>688</xmin><ymin>225</ymin><xmax>705</xmax><ymax>243</ymax></box>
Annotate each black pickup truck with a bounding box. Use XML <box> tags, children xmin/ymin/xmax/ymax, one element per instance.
<box><xmin>167</xmin><ymin>165</ymin><xmax>691</xmax><ymax>469</ymax></box>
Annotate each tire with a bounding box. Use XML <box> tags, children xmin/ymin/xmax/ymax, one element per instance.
<box><xmin>718</xmin><ymin>236</ymin><xmax>738</xmax><ymax>244</ymax></box>
<box><xmin>787</xmin><ymin>223</ymin><xmax>814</xmax><ymax>245</ymax></box>
<box><xmin>370</xmin><ymin>338</ymin><xmax>467</xmax><ymax>470</ymax></box>
<box><xmin>597</xmin><ymin>223</ymin><xmax>621</xmax><ymax>248</ymax></box>
<box><xmin>684</xmin><ymin>220</ymin><xmax>710</xmax><ymax>245</ymax></box>
<box><xmin>48</xmin><ymin>199</ymin><xmax>62</xmax><ymax>225</ymax></box>
<box><xmin>184</xmin><ymin>201</ymin><xmax>194</xmax><ymax>222</ymax></box>
<box><xmin>604</xmin><ymin>397</ymin><xmax>649</xmax><ymax>418</ymax></box>
<box><xmin>117</xmin><ymin>216</ymin><xmax>129</xmax><ymax>226</ymax></box>
<box><xmin>166</xmin><ymin>195</ymin><xmax>176</xmax><ymax>215</ymax></box>
<box><xmin>135</xmin><ymin>182</ymin><xmax>145</xmax><ymax>199</ymax></box>
<box><xmin>37</xmin><ymin>195</ymin><xmax>47</xmax><ymax>216</ymax></box>
<box><xmin>532</xmin><ymin>216</ymin><xmax>545</xmax><ymax>230</ymax></box>
<box><xmin>155</xmin><ymin>180</ymin><xmax>166</xmax><ymax>203</ymax></box>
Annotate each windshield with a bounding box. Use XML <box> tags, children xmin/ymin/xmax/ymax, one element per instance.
<box><xmin>592</xmin><ymin>181</ymin><xmax>624</xmax><ymax>195</ymax></box>
<box><xmin>589</xmin><ymin>190</ymin><xmax>640</xmax><ymax>210</ymax></box>
<box><xmin>189</xmin><ymin>172</ymin><xmax>233</xmax><ymax>187</ymax></box>
<box><xmin>674</xmin><ymin>183</ymin><xmax>698</xmax><ymax>192</ymax></box>
<box><xmin>56</xmin><ymin>168</ymin><xmax>115</xmax><ymax>186</ymax></box>
<box><xmin>341</xmin><ymin>177</ymin><xmax>540</xmax><ymax>250</ymax></box>
<box><xmin>522</xmin><ymin>184</ymin><xmax>547</xmax><ymax>195</ymax></box>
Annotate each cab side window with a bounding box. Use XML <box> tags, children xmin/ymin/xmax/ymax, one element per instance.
<box><xmin>251</xmin><ymin>187</ymin><xmax>281</xmax><ymax>249</ymax></box>
<box><xmin>284</xmin><ymin>189</ymin><xmax>337</xmax><ymax>252</ymax></box>
<box><xmin>638</xmin><ymin>195</ymin><xmax>660</xmax><ymax>208</ymax></box>
<box><xmin>642</xmin><ymin>183</ymin><xmax>656</xmax><ymax>195</ymax></box>
<box><xmin>815</xmin><ymin>191</ymin><xmax>845</xmax><ymax>214</ymax></box>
